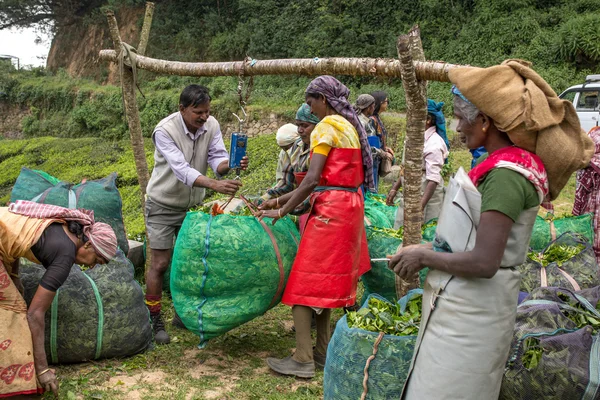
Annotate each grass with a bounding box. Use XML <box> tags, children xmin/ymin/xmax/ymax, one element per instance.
<box><xmin>48</xmin><ymin>294</ymin><xmax>352</xmax><ymax>400</ymax></box>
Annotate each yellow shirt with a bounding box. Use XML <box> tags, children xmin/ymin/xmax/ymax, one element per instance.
<box><xmin>311</xmin><ymin>115</ymin><xmax>361</xmax><ymax>156</ymax></box>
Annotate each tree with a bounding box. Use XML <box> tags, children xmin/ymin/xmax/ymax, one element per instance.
<box><xmin>0</xmin><ymin>0</ymin><xmax>104</xmax><ymax>30</ymax></box>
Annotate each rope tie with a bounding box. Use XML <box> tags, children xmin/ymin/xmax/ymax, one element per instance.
<box><xmin>361</xmin><ymin>331</ymin><xmax>385</xmax><ymax>400</ymax></box>
<box><xmin>118</xmin><ymin>42</ymin><xmax>145</xmax><ymax>116</ymax></box>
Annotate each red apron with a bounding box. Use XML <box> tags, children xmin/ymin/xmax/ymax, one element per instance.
<box><xmin>282</xmin><ymin>148</ymin><xmax>371</xmax><ymax>309</ymax></box>
<box><xmin>294</xmin><ymin>172</ymin><xmax>309</xmax><ymax>235</ymax></box>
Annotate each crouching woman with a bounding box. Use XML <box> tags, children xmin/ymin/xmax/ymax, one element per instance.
<box><xmin>0</xmin><ymin>201</ymin><xmax>117</xmax><ymax>397</ymax></box>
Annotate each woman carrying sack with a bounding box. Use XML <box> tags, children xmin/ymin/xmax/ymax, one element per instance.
<box><xmin>389</xmin><ymin>59</ymin><xmax>594</xmax><ymax>399</ymax></box>
<box><xmin>258</xmin><ymin>75</ymin><xmax>372</xmax><ymax>378</ymax></box>
<box><xmin>0</xmin><ymin>200</ymin><xmax>117</xmax><ymax>397</ymax></box>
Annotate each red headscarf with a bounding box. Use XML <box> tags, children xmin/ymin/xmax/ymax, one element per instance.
<box><xmin>8</xmin><ymin>200</ymin><xmax>118</xmax><ymax>261</ymax></box>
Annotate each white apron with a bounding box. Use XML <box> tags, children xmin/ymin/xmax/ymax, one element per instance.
<box><xmin>402</xmin><ymin>169</ymin><xmax>539</xmax><ymax>399</ymax></box>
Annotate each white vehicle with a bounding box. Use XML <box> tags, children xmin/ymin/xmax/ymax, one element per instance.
<box><xmin>559</xmin><ymin>74</ymin><xmax>600</xmax><ymax>133</ymax></box>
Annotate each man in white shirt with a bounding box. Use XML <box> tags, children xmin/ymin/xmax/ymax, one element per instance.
<box><xmin>144</xmin><ymin>84</ymin><xmax>248</xmax><ymax>344</ymax></box>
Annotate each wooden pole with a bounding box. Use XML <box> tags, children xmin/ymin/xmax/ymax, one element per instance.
<box><xmin>106</xmin><ymin>10</ymin><xmax>152</xmax><ymax>274</ymax></box>
<box><xmin>106</xmin><ymin>10</ymin><xmax>150</xmax><ymax>200</ymax></box>
<box><xmin>396</xmin><ymin>33</ymin><xmax>427</xmax><ymax>298</ymax></box>
<box><xmin>98</xmin><ymin>49</ymin><xmax>458</xmax><ymax>80</ymax></box>
<box><xmin>137</xmin><ymin>2</ymin><xmax>155</xmax><ymax>56</ymax></box>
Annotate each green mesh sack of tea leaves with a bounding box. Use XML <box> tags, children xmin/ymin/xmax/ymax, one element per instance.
<box><xmin>10</xmin><ymin>168</ymin><xmax>129</xmax><ymax>254</ymax></box>
<box><xmin>529</xmin><ymin>213</ymin><xmax>594</xmax><ymax>252</ymax></box>
<box><xmin>363</xmin><ymin>227</ymin><xmax>428</xmax><ymax>303</ymax></box>
<box><xmin>323</xmin><ymin>291</ymin><xmax>421</xmax><ymax>400</ymax></box>
<box><xmin>170</xmin><ymin>211</ymin><xmax>300</xmax><ymax>346</ymax></box>
<box><xmin>19</xmin><ymin>250</ymin><xmax>152</xmax><ymax>364</ymax></box>
<box><xmin>421</xmin><ymin>219</ymin><xmax>437</xmax><ymax>243</ymax></box>
<box><xmin>519</xmin><ymin>232</ymin><xmax>599</xmax><ymax>293</ymax></box>
<box><xmin>500</xmin><ymin>286</ymin><xmax>600</xmax><ymax>400</ymax></box>
<box><xmin>364</xmin><ymin>192</ymin><xmax>399</xmax><ymax>228</ymax></box>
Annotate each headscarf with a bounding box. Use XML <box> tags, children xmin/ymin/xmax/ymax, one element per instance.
<box><xmin>8</xmin><ymin>200</ymin><xmax>118</xmax><ymax>261</ymax></box>
<box><xmin>305</xmin><ymin>76</ymin><xmax>375</xmax><ymax>191</ymax></box>
<box><xmin>427</xmin><ymin>99</ymin><xmax>449</xmax><ymax>149</ymax></box>
<box><xmin>276</xmin><ymin>123</ymin><xmax>299</xmax><ymax>147</ymax></box>
<box><xmin>295</xmin><ymin>103</ymin><xmax>320</xmax><ymax>125</ymax></box>
<box><xmin>353</xmin><ymin>94</ymin><xmax>375</xmax><ymax>114</ymax></box>
<box><xmin>449</xmin><ymin>59</ymin><xmax>594</xmax><ymax>200</ymax></box>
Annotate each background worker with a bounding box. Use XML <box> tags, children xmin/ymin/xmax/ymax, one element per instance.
<box><xmin>387</xmin><ymin>105</ymin><xmax>448</xmax><ymax>225</ymax></box>
<box><xmin>261</xmin><ymin>104</ymin><xmax>319</xmax><ymax>234</ymax></box>
<box><xmin>261</xmin><ymin>123</ymin><xmax>299</xmax><ymax>201</ymax></box>
<box><xmin>144</xmin><ymin>84</ymin><xmax>248</xmax><ymax>345</ymax></box>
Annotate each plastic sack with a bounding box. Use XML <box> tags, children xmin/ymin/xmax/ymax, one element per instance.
<box><xmin>20</xmin><ymin>250</ymin><xmax>152</xmax><ymax>364</ymax></box>
<box><xmin>170</xmin><ymin>211</ymin><xmax>300</xmax><ymax>346</ymax></box>
<box><xmin>529</xmin><ymin>213</ymin><xmax>594</xmax><ymax>252</ymax></box>
<box><xmin>500</xmin><ymin>286</ymin><xmax>600</xmax><ymax>400</ymax></box>
<box><xmin>519</xmin><ymin>232</ymin><xmax>599</xmax><ymax>293</ymax></box>
<box><xmin>323</xmin><ymin>291</ymin><xmax>421</xmax><ymax>400</ymax></box>
<box><xmin>10</xmin><ymin>168</ymin><xmax>129</xmax><ymax>254</ymax></box>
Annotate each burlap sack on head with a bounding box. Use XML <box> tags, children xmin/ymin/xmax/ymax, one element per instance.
<box><xmin>448</xmin><ymin>59</ymin><xmax>594</xmax><ymax>200</ymax></box>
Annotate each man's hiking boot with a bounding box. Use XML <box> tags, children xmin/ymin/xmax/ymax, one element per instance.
<box><xmin>267</xmin><ymin>356</ymin><xmax>315</xmax><ymax>379</ymax></box>
<box><xmin>151</xmin><ymin>313</ymin><xmax>170</xmax><ymax>344</ymax></box>
<box><xmin>172</xmin><ymin>312</ymin><xmax>186</xmax><ymax>329</ymax></box>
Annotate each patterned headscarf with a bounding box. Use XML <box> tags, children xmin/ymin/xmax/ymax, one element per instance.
<box><xmin>305</xmin><ymin>76</ymin><xmax>375</xmax><ymax>191</ymax></box>
<box><xmin>295</xmin><ymin>103</ymin><xmax>320</xmax><ymax>125</ymax></box>
<box><xmin>9</xmin><ymin>200</ymin><xmax>118</xmax><ymax>261</ymax></box>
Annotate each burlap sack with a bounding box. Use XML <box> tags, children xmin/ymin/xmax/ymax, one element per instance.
<box><xmin>448</xmin><ymin>59</ymin><xmax>594</xmax><ymax>200</ymax></box>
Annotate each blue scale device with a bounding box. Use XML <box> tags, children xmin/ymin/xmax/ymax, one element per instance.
<box><xmin>229</xmin><ymin>107</ymin><xmax>248</xmax><ymax>175</ymax></box>
<box><xmin>229</xmin><ymin>132</ymin><xmax>248</xmax><ymax>170</ymax></box>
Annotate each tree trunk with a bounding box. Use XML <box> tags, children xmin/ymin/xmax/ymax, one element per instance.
<box><xmin>98</xmin><ymin>50</ymin><xmax>458</xmax><ymax>80</ymax></box>
<box><xmin>396</xmin><ymin>33</ymin><xmax>427</xmax><ymax>299</ymax></box>
<box><xmin>137</xmin><ymin>2</ymin><xmax>155</xmax><ymax>56</ymax></box>
<box><xmin>106</xmin><ymin>10</ymin><xmax>152</xmax><ymax>276</ymax></box>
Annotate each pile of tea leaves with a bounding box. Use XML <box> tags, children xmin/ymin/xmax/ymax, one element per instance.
<box><xmin>347</xmin><ymin>295</ymin><xmax>421</xmax><ymax>336</ymax></box>
<box><xmin>527</xmin><ymin>243</ymin><xmax>585</xmax><ymax>267</ymax></box>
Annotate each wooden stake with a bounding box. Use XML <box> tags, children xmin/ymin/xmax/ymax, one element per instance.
<box><xmin>106</xmin><ymin>10</ymin><xmax>152</xmax><ymax>275</ymax></box>
<box><xmin>396</xmin><ymin>33</ymin><xmax>427</xmax><ymax>298</ymax></box>
<box><xmin>98</xmin><ymin>50</ymin><xmax>458</xmax><ymax>80</ymax></box>
<box><xmin>137</xmin><ymin>2</ymin><xmax>155</xmax><ymax>56</ymax></box>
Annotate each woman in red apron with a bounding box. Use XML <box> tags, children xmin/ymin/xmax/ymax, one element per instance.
<box><xmin>258</xmin><ymin>75</ymin><xmax>373</xmax><ymax>378</ymax></box>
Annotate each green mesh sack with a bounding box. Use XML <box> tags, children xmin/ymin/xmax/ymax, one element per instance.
<box><xmin>518</xmin><ymin>232</ymin><xmax>599</xmax><ymax>293</ymax></box>
<box><xmin>422</xmin><ymin>219</ymin><xmax>438</xmax><ymax>243</ymax></box>
<box><xmin>364</xmin><ymin>206</ymin><xmax>393</xmax><ymax>229</ymax></box>
<box><xmin>10</xmin><ymin>168</ymin><xmax>129</xmax><ymax>254</ymax></box>
<box><xmin>323</xmin><ymin>292</ymin><xmax>420</xmax><ymax>400</ymax></box>
<box><xmin>170</xmin><ymin>211</ymin><xmax>300</xmax><ymax>346</ymax></box>
<box><xmin>529</xmin><ymin>213</ymin><xmax>594</xmax><ymax>252</ymax></box>
<box><xmin>364</xmin><ymin>192</ymin><xmax>398</xmax><ymax>227</ymax></box>
<box><xmin>362</xmin><ymin>227</ymin><xmax>428</xmax><ymax>303</ymax></box>
<box><xmin>19</xmin><ymin>250</ymin><xmax>152</xmax><ymax>364</ymax></box>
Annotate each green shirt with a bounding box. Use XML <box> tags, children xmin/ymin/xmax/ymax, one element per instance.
<box><xmin>476</xmin><ymin>155</ymin><xmax>540</xmax><ymax>222</ymax></box>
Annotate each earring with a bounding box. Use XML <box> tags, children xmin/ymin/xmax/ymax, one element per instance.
<box><xmin>482</xmin><ymin>127</ymin><xmax>487</xmax><ymax>133</ymax></box>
